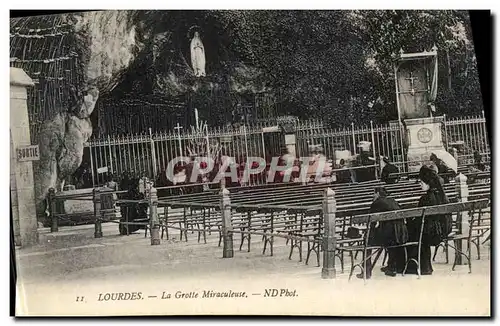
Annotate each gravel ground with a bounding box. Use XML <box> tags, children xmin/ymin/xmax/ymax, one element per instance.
<box><xmin>14</xmin><ymin>223</ymin><xmax>491</xmax><ymax>316</ymax></box>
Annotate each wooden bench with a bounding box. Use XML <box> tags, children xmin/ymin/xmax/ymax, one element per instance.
<box><xmin>343</xmin><ymin>199</ymin><xmax>490</xmax><ymax>281</ymax></box>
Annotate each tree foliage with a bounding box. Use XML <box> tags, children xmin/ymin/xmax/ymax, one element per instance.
<box><xmin>109</xmin><ymin>10</ymin><xmax>483</xmax><ymax>127</ymax></box>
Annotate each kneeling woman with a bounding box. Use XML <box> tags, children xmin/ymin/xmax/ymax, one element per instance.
<box><xmin>406</xmin><ymin>166</ymin><xmax>453</xmax><ymax>275</ymax></box>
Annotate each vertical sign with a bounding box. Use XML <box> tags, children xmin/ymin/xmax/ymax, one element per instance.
<box><xmin>16</xmin><ymin>145</ymin><xmax>40</xmax><ymax>162</ymax></box>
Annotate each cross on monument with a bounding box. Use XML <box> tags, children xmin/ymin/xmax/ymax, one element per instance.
<box><xmin>174</xmin><ymin>123</ymin><xmax>184</xmax><ymax>157</ymax></box>
<box><xmin>405</xmin><ymin>72</ymin><xmax>418</xmax><ymax>96</ymax></box>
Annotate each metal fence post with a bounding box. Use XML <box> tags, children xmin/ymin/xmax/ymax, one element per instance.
<box><xmin>93</xmin><ymin>188</ymin><xmax>103</xmax><ymax>238</ymax></box>
<box><xmin>321</xmin><ymin>187</ymin><xmax>337</xmax><ymax>279</ymax></box>
<box><xmin>351</xmin><ymin>122</ymin><xmax>356</xmax><ymax>155</ymax></box>
<box><xmin>221</xmin><ymin>187</ymin><xmax>234</xmax><ymax>258</ymax></box>
<box><xmin>48</xmin><ymin>188</ymin><xmax>58</xmax><ymax>233</ymax></box>
<box><xmin>455</xmin><ymin>173</ymin><xmax>469</xmax><ymax>265</ymax></box>
<box><xmin>443</xmin><ymin>113</ymin><xmax>448</xmax><ymax>150</ymax></box>
<box><xmin>149</xmin><ymin>186</ymin><xmax>160</xmax><ymax>245</ymax></box>
<box><xmin>370</xmin><ymin>120</ymin><xmax>378</xmax><ymax>180</ymax></box>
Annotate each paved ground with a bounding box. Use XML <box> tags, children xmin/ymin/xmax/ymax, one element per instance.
<box><xmin>14</xmin><ymin>223</ymin><xmax>491</xmax><ymax>316</ymax></box>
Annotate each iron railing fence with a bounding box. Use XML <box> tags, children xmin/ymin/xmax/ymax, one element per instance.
<box><xmin>84</xmin><ymin>113</ymin><xmax>490</xmax><ymax>187</ymax></box>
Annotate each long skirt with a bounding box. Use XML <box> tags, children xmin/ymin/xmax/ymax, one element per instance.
<box><xmin>406</xmin><ymin>217</ymin><xmax>437</xmax><ymax>274</ymax></box>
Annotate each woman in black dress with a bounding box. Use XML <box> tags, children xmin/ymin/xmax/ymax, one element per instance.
<box><xmin>358</xmin><ymin>187</ymin><xmax>408</xmax><ymax>278</ymax></box>
<box><xmin>406</xmin><ymin>166</ymin><xmax>452</xmax><ymax>275</ymax></box>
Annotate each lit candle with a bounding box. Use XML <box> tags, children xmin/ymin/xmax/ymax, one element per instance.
<box><xmin>194</xmin><ymin>108</ymin><xmax>199</xmax><ymax>129</ymax></box>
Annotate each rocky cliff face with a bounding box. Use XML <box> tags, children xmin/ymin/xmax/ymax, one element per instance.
<box><xmin>35</xmin><ymin>88</ymin><xmax>98</xmax><ymax>205</ymax></box>
<box><xmin>12</xmin><ymin>10</ymin><xmax>266</xmax><ymax>214</ymax></box>
<box><xmin>30</xmin><ymin>11</ymin><xmax>142</xmax><ymax>208</ymax></box>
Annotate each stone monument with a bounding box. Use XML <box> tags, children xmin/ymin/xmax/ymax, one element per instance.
<box><xmin>10</xmin><ymin>67</ymin><xmax>39</xmax><ymax>247</ymax></box>
<box><xmin>393</xmin><ymin>46</ymin><xmax>451</xmax><ymax>173</ymax></box>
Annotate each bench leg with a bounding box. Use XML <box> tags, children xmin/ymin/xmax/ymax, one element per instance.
<box><xmin>469</xmin><ymin>240</ymin><xmax>472</xmax><ymax>273</ymax></box>
<box><xmin>239</xmin><ymin>228</ymin><xmax>246</xmax><ymax>251</ymax></box>
<box><xmin>337</xmin><ymin>249</ymin><xmax>344</xmax><ymax>273</ymax></box>
<box><xmin>336</xmin><ymin>250</ymin><xmax>344</xmax><ymax>273</ymax></box>
<box><xmin>289</xmin><ymin>237</ymin><xmax>302</xmax><ymax>261</ymax></box>
<box><xmin>432</xmin><ymin>242</ymin><xmax>448</xmax><ymax>263</ymax></box>
<box><xmin>262</xmin><ymin>231</ymin><xmax>273</xmax><ymax>256</ymax></box>
<box><xmin>316</xmin><ymin>244</ymin><xmax>320</xmax><ymax>267</ymax></box>
<box><xmin>299</xmin><ymin>241</ymin><xmax>303</xmax><ymax>262</ymax></box>
<box><xmin>475</xmin><ymin>237</ymin><xmax>481</xmax><ymax>260</ymax></box>
<box><xmin>306</xmin><ymin>240</ymin><xmax>320</xmax><ymax>267</ymax></box>
<box><xmin>432</xmin><ymin>245</ymin><xmax>439</xmax><ymax>262</ymax></box>
<box><xmin>349</xmin><ymin>262</ymin><xmax>365</xmax><ymax>282</ymax></box>
<box><xmin>402</xmin><ymin>248</ymin><xmax>421</xmax><ymax>279</ymax></box>
<box><xmin>445</xmin><ymin>240</ymin><xmax>449</xmax><ymax>264</ymax></box>
<box><xmin>305</xmin><ymin>242</ymin><xmax>312</xmax><ymax>265</ymax></box>
<box><xmin>183</xmin><ymin>223</ymin><xmax>188</xmax><ymax>242</ymax></box>
<box><xmin>450</xmin><ymin>240</ymin><xmax>472</xmax><ymax>273</ymax></box>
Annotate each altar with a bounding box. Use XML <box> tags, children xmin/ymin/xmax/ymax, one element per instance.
<box><xmin>393</xmin><ymin>46</ymin><xmax>452</xmax><ymax>173</ymax></box>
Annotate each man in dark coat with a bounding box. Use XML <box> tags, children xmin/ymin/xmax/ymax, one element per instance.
<box><xmin>380</xmin><ymin>157</ymin><xmax>399</xmax><ymax>184</ymax></box>
<box><xmin>353</xmin><ymin>142</ymin><xmax>376</xmax><ymax>182</ymax></box>
<box><xmin>119</xmin><ymin>178</ymin><xmax>148</xmax><ymax>235</ymax></box>
<box><xmin>473</xmin><ymin>151</ymin><xmax>486</xmax><ymax>171</ymax></box>
<box><xmin>358</xmin><ymin>187</ymin><xmax>408</xmax><ymax>278</ymax></box>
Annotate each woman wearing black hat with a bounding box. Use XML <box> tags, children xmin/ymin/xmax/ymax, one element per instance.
<box><xmin>406</xmin><ymin>165</ymin><xmax>453</xmax><ymax>275</ymax></box>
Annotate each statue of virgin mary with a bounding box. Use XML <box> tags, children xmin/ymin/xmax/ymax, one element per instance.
<box><xmin>190</xmin><ymin>31</ymin><xmax>206</xmax><ymax>77</ymax></box>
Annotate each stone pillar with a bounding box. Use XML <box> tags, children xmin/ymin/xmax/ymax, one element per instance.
<box><xmin>321</xmin><ymin>188</ymin><xmax>337</xmax><ymax>279</ymax></box>
<box><xmin>455</xmin><ymin>173</ymin><xmax>469</xmax><ymax>265</ymax></box>
<box><xmin>10</xmin><ymin>67</ymin><xmax>38</xmax><ymax>247</ymax></box>
<box><xmin>285</xmin><ymin>134</ymin><xmax>297</xmax><ymax>158</ymax></box>
<box><xmin>93</xmin><ymin>188</ymin><xmax>103</xmax><ymax>238</ymax></box>
<box><xmin>278</xmin><ymin>118</ymin><xmax>297</xmax><ymax>158</ymax></box>
<box><xmin>221</xmin><ymin>188</ymin><xmax>234</xmax><ymax>258</ymax></box>
<box><xmin>404</xmin><ymin>116</ymin><xmax>447</xmax><ymax>173</ymax></box>
<box><xmin>149</xmin><ymin>186</ymin><xmax>160</xmax><ymax>245</ymax></box>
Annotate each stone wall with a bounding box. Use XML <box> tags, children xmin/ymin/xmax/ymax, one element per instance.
<box><xmin>10</xmin><ymin>67</ymin><xmax>39</xmax><ymax>247</ymax></box>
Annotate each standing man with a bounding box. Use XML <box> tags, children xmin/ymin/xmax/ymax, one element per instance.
<box><xmin>354</xmin><ymin>141</ymin><xmax>376</xmax><ymax>182</ymax></box>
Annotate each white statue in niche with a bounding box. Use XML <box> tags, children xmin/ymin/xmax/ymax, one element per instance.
<box><xmin>190</xmin><ymin>31</ymin><xmax>206</xmax><ymax>77</ymax></box>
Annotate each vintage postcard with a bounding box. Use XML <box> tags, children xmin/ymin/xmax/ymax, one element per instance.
<box><xmin>10</xmin><ymin>9</ymin><xmax>491</xmax><ymax>316</ymax></box>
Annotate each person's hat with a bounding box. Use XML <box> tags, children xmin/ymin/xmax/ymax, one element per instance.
<box><xmin>418</xmin><ymin>165</ymin><xmax>437</xmax><ymax>184</ymax></box>
<box><xmin>308</xmin><ymin>144</ymin><xmax>323</xmax><ymax>152</ymax></box>
<box><xmin>346</xmin><ymin>227</ymin><xmax>361</xmax><ymax>239</ymax></box>
<box><xmin>358</xmin><ymin>141</ymin><xmax>371</xmax><ymax>151</ymax></box>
